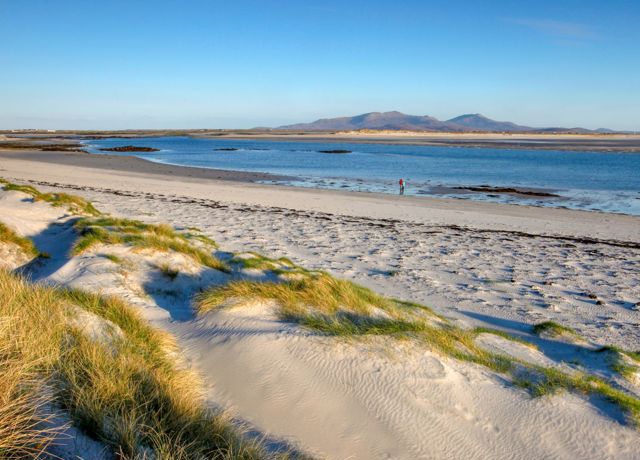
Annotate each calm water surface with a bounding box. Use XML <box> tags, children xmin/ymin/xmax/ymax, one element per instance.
<box><xmin>84</xmin><ymin>137</ymin><xmax>640</xmax><ymax>215</ymax></box>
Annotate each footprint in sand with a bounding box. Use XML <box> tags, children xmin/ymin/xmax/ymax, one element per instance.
<box><xmin>408</xmin><ymin>355</ymin><xmax>448</xmax><ymax>401</ymax></box>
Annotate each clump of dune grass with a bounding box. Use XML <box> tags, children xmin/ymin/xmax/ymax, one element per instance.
<box><xmin>158</xmin><ymin>262</ymin><xmax>180</xmax><ymax>280</ymax></box>
<box><xmin>0</xmin><ymin>179</ymin><xmax>101</xmax><ymax>217</ymax></box>
<box><xmin>596</xmin><ymin>346</ymin><xmax>640</xmax><ymax>380</ymax></box>
<box><xmin>0</xmin><ymin>222</ymin><xmax>39</xmax><ymax>258</ymax></box>
<box><xmin>0</xmin><ymin>321</ymin><xmax>59</xmax><ymax>458</ymax></box>
<box><xmin>197</xmin><ymin>272</ymin><xmax>640</xmax><ymax>426</ymax></box>
<box><xmin>72</xmin><ymin>217</ymin><xmax>228</xmax><ymax>272</ymax></box>
<box><xmin>199</xmin><ymin>272</ymin><xmax>403</xmax><ymax>320</ymax></box>
<box><xmin>513</xmin><ymin>364</ymin><xmax>640</xmax><ymax>424</ymax></box>
<box><xmin>231</xmin><ymin>252</ymin><xmax>303</xmax><ymax>275</ymax></box>
<box><xmin>197</xmin><ymin>274</ymin><xmax>509</xmax><ymax>373</ymax></box>
<box><xmin>0</xmin><ymin>269</ymin><xmax>271</xmax><ymax>459</ymax></box>
<box><xmin>532</xmin><ymin>321</ymin><xmax>578</xmax><ymax>338</ymax></box>
<box><xmin>101</xmin><ymin>253</ymin><xmax>123</xmax><ymax>264</ymax></box>
<box><xmin>472</xmin><ymin>327</ymin><xmax>539</xmax><ymax>349</ymax></box>
<box><xmin>184</xmin><ymin>232</ymin><xmax>219</xmax><ymax>249</ymax></box>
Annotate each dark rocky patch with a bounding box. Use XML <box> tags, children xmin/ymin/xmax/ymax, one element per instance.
<box><xmin>453</xmin><ymin>185</ymin><xmax>560</xmax><ymax>198</ymax></box>
<box><xmin>0</xmin><ymin>142</ymin><xmax>86</xmax><ymax>153</ymax></box>
<box><xmin>213</xmin><ymin>148</ymin><xmax>239</xmax><ymax>151</ymax></box>
<box><xmin>318</xmin><ymin>149</ymin><xmax>351</xmax><ymax>154</ymax></box>
<box><xmin>99</xmin><ymin>146</ymin><xmax>159</xmax><ymax>152</ymax></box>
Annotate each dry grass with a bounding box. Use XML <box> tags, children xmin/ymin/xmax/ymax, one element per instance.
<box><xmin>158</xmin><ymin>262</ymin><xmax>180</xmax><ymax>280</ymax></box>
<box><xmin>197</xmin><ymin>272</ymin><xmax>438</xmax><ymax>327</ymax></box>
<box><xmin>0</xmin><ymin>222</ymin><xmax>39</xmax><ymax>258</ymax></box>
<box><xmin>532</xmin><ymin>321</ymin><xmax>578</xmax><ymax>338</ymax></box>
<box><xmin>0</xmin><ymin>179</ymin><xmax>100</xmax><ymax>217</ymax></box>
<box><xmin>232</xmin><ymin>253</ymin><xmax>296</xmax><ymax>271</ymax></box>
<box><xmin>197</xmin><ymin>272</ymin><xmax>640</xmax><ymax>427</ymax></box>
<box><xmin>0</xmin><ymin>270</ymin><xmax>274</xmax><ymax>459</ymax></box>
<box><xmin>473</xmin><ymin>327</ymin><xmax>539</xmax><ymax>349</ymax></box>
<box><xmin>72</xmin><ymin>217</ymin><xmax>228</xmax><ymax>272</ymax></box>
<box><xmin>0</xmin><ymin>323</ymin><xmax>59</xmax><ymax>458</ymax></box>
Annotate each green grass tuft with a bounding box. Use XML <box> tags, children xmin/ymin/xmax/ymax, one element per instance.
<box><xmin>532</xmin><ymin>321</ymin><xmax>577</xmax><ymax>338</ymax></box>
<box><xmin>72</xmin><ymin>218</ymin><xmax>228</xmax><ymax>272</ymax></box>
<box><xmin>184</xmin><ymin>232</ymin><xmax>219</xmax><ymax>249</ymax></box>
<box><xmin>102</xmin><ymin>253</ymin><xmax>123</xmax><ymax>264</ymax></box>
<box><xmin>596</xmin><ymin>346</ymin><xmax>640</xmax><ymax>380</ymax></box>
<box><xmin>198</xmin><ymin>273</ymin><xmax>397</xmax><ymax>318</ymax></box>
<box><xmin>1</xmin><ymin>180</ymin><xmax>101</xmax><ymax>216</ymax></box>
<box><xmin>231</xmin><ymin>253</ymin><xmax>300</xmax><ymax>273</ymax></box>
<box><xmin>0</xmin><ymin>222</ymin><xmax>39</xmax><ymax>258</ymax></box>
<box><xmin>473</xmin><ymin>327</ymin><xmax>539</xmax><ymax>349</ymax></box>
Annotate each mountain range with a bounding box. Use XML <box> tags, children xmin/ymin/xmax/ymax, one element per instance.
<box><xmin>278</xmin><ymin>111</ymin><xmax>615</xmax><ymax>133</ymax></box>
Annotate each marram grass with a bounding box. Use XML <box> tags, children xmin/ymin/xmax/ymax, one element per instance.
<box><xmin>0</xmin><ymin>222</ymin><xmax>39</xmax><ymax>258</ymax></box>
<box><xmin>0</xmin><ymin>179</ymin><xmax>101</xmax><ymax>217</ymax></box>
<box><xmin>197</xmin><ymin>271</ymin><xmax>640</xmax><ymax>427</ymax></box>
<box><xmin>596</xmin><ymin>346</ymin><xmax>640</xmax><ymax>380</ymax></box>
<box><xmin>0</xmin><ymin>269</ymin><xmax>276</xmax><ymax>459</ymax></box>
<box><xmin>72</xmin><ymin>217</ymin><xmax>229</xmax><ymax>272</ymax></box>
<box><xmin>1</xmin><ymin>180</ymin><xmax>226</xmax><ymax>272</ymax></box>
<box><xmin>532</xmin><ymin>321</ymin><xmax>578</xmax><ymax>338</ymax></box>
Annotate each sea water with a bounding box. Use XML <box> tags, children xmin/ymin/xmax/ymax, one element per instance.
<box><xmin>84</xmin><ymin>136</ymin><xmax>640</xmax><ymax>215</ymax></box>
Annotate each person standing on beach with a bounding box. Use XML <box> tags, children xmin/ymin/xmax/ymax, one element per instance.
<box><xmin>399</xmin><ymin>178</ymin><xmax>405</xmax><ymax>195</ymax></box>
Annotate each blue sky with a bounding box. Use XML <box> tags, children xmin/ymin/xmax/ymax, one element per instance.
<box><xmin>1</xmin><ymin>0</ymin><xmax>639</xmax><ymax>130</ymax></box>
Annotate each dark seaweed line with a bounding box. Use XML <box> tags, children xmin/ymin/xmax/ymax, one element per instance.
<box><xmin>21</xmin><ymin>179</ymin><xmax>640</xmax><ymax>250</ymax></box>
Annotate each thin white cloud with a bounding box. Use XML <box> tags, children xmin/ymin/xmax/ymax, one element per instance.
<box><xmin>505</xmin><ymin>18</ymin><xmax>596</xmax><ymax>40</ymax></box>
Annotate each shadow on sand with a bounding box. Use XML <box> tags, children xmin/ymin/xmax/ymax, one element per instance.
<box><xmin>462</xmin><ymin>310</ymin><xmax>631</xmax><ymax>425</ymax></box>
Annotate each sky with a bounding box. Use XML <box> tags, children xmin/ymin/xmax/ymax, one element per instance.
<box><xmin>1</xmin><ymin>0</ymin><xmax>639</xmax><ymax>130</ymax></box>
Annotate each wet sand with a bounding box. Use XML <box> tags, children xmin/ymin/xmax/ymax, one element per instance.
<box><xmin>0</xmin><ymin>148</ymin><xmax>286</xmax><ymax>182</ymax></box>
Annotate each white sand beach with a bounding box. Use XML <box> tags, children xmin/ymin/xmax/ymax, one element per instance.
<box><xmin>1</xmin><ymin>151</ymin><xmax>639</xmax><ymax>459</ymax></box>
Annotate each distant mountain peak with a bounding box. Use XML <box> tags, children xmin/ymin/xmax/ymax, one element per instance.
<box><xmin>445</xmin><ymin>114</ymin><xmax>533</xmax><ymax>132</ymax></box>
<box><xmin>279</xmin><ymin>111</ymin><xmax>458</xmax><ymax>132</ymax></box>
<box><xmin>278</xmin><ymin>111</ymin><xmax>609</xmax><ymax>133</ymax></box>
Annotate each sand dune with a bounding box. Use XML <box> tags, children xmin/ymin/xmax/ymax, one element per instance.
<box><xmin>1</xmin><ymin>158</ymin><xmax>639</xmax><ymax>458</ymax></box>
<box><xmin>180</xmin><ymin>303</ymin><xmax>639</xmax><ymax>459</ymax></box>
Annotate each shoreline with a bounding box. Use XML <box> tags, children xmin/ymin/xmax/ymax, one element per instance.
<box><xmin>2</xmin><ymin>145</ymin><xmax>639</xmax><ymax>457</ymax></box>
<box><xmin>0</xmin><ymin>148</ymin><xmax>288</xmax><ymax>183</ymax></box>
<box><xmin>0</xmin><ymin>148</ymin><xmax>638</xmax><ymax>243</ymax></box>
<box><xmin>3</xmin><ymin>144</ymin><xmax>639</xmax><ymax>219</ymax></box>
<box><xmin>4</xmin><ymin>131</ymin><xmax>640</xmax><ymax>152</ymax></box>
<box><xmin>1</xmin><ymin>155</ymin><xmax>638</xmax><ymax>347</ymax></box>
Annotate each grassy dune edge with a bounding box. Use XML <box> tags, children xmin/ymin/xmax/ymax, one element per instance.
<box><xmin>197</xmin><ymin>273</ymin><xmax>640</xmax><ymax>427</ymax></box>
<box><xmin>73</xmin><ymin>217</ymin><xmax>228</xmax><ymax>272</ymax></box>
<box><xmin>1</xmin><ymin>179</ymin><xmax>639</xmax><ymax>459</ymax></box>
<box><xmin>0</xmin><ymin>270</ymin><xmax>272</xmax><ymax>459</ymax></box>
<box><xmin>0</xmin><ymin>222</ymin><xmax>39</xmax><ymax>258</ymax></box>
<box><xmin>0</xmin><ymin>178</ymin><xmax>100</xmax><ymax>217</ymax></box>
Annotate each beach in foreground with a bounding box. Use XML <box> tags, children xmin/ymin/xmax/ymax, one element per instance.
<box><xmin>1</xmin><ymin>146</ymin><xmax>639</xmax><ymax>459</ymax></box>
